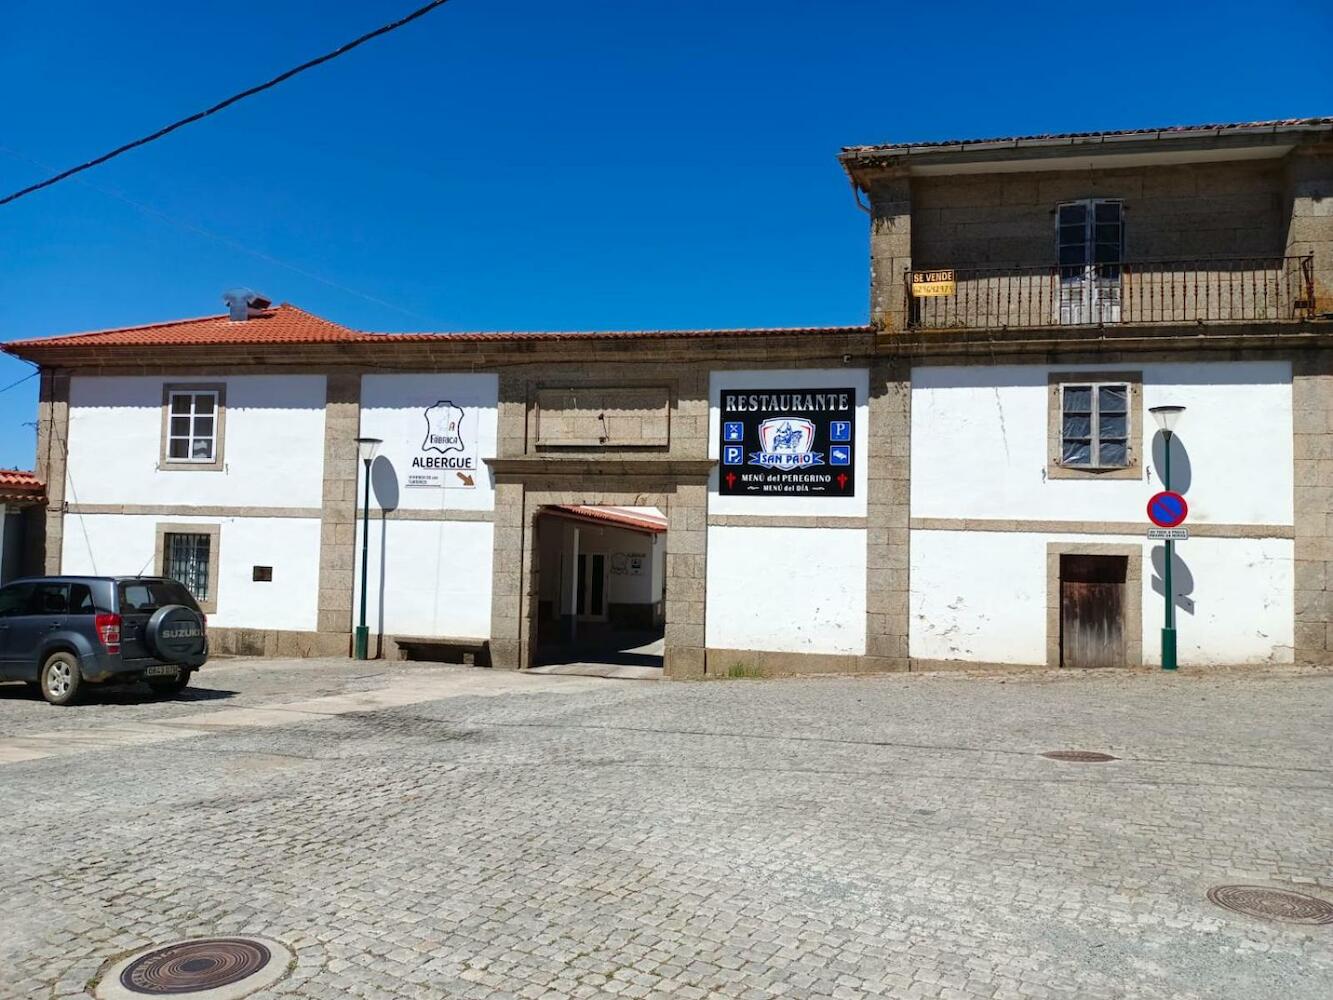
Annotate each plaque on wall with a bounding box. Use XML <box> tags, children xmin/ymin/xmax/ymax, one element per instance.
<box><xmin>534</xmin><ymin>386</ymin><xmax>671</xmax><ymax>447</ymax></box>
<box><xmin>718</xmin><ymin>388</ymin><xmax>856</xmax><ymax>497</ymax></box>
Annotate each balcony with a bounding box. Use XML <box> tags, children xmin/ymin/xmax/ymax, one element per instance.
<box><xmin>904</xmin><ymin>255</ymin><xmax>1315</xmax><ymax>331</ymax></box>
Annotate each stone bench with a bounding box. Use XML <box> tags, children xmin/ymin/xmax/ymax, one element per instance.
<box><xmin>390</xmin><ymin>636</ymin><xmax>491</xmax><ymax>667</ymax></box>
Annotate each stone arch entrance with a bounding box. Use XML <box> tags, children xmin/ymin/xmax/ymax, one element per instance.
<box><xmin>530</xmin><ymin>504</ymin><xmax>666</xmax><ymax>675</ymax></box>
<box><xmin>485</xmin><ymin>461</ymin><xmax>711</xmax><ymax>679</ymax></box>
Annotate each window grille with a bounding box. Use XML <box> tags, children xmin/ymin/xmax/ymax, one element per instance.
<box><xmin>165</xmin><ymin>532</ymin><xmax>212</xmax><ymax>600</ymax></box>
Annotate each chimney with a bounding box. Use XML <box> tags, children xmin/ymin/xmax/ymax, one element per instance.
<box><xmin>222</xmin><ymin>288</ymin><xmax>273</xmax><ymax>322</ymax></box>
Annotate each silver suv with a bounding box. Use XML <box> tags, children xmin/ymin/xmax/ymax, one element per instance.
<box><xmin>0</xmin><ymin>576</ymin><xmax>209</xmax><ymax>705</ymax></box>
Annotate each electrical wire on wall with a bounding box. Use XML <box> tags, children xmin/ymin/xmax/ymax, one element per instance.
<box><xmin>50</xmin><ymin>403</ymin><xmax>98</xmax><ymax>576</ymax></box>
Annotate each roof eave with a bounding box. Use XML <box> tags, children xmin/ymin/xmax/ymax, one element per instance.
<box><xmin>0</xmin><ymin>491</ymin><xmax>46</xmax><ymax>506</ymax></box>
<box><xmin>2</xmin><ymin>326</ymin><xmax>877</xmax><ymax>369</ymax></box>
<box><xmin>839</xmin><ymin>122</ymin><xmax>1333</xmax><ymax>181</ymax></box>
<box><xmin>544</xmin><ymin>506</ymin><xmax>667</xmax><ymax>535</ymax></box>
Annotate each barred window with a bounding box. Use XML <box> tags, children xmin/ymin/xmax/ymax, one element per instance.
<box><xmin>166</xmin><ymin>390</ymin><xmax>219</xmax><ymax>462</ymax></box>
<box><xmin>165</xmin><ymin>532</ymin><xmax>212</xmax><ymax>602</ymax></box>
<box><xmin>1060</xmin><ymin>382</ymin><xmax>1129</xmax><ymax>469</ymax></box>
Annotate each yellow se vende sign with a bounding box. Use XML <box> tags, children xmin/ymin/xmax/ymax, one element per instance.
<box><xmin>910</xmin><ymin>269</ymin><xmax>956</xmax><ymax>297</ymax></box>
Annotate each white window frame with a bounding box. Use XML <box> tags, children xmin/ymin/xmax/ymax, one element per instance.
<box><xmin>160</xmin><ymin>383</ymin><xmax>226</xmax><ymax>471</ymax></box>
<box><xmin>166</xmin><ymin>389</ymin><xmax>219</xmax><ymax>462</ymax></box>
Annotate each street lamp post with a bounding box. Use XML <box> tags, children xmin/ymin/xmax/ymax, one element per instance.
<box><xmin>354</xmin><ymin>436</ymin><xmax>383</xmax><ymax>660</ymax></box>
<box><xmin>1149</xmin><ymin>405</ymin><xmax>1185</xmax><ymax>671</ymax></box>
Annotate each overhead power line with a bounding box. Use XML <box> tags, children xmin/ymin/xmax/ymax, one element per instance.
<box><xmin>0</xmin><ymin>370</ymin><xmax>39</xmax><ymax>395</ymax></box>
<box><xmin>0</xmin><ymin>0</ymin><xmax>454</xmax><ymax>208</ymax></box>
<box><xmin>0</xmin><ymin>145</ymin><xmax>428</xmax><ymax>320</ymax></box>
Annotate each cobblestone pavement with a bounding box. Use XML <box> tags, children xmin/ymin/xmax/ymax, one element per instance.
<box><xmin>1</xmin><ymin>660</ymin><xmax>1330</xmax><ymax>1000</ymax></box>
<box><xmin>0</xmin><ymin>657</ymin><xmax>417</xmax><ymax>736</ymax></box>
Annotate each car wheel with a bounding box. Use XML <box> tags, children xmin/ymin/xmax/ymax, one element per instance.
<box><xmin>147</xmin><ymin>670</ymin><xmax>192</xmax><ymax>697</ymax></box>
<box><xmin>40</xmin><ymin>652</ymin><xmax>82</xmax><ymax>706</ymax></box>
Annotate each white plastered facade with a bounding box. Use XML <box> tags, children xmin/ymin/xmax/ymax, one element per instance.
<box><xmin>61</xmin><ymin>375</ymin><xmax>327</xmax><ymax>632</ymax></box>
<box><xmin>909</xmin><ymin>361</ymin><xmax>1296</xmax><ymax>666</ymax></box>
<box><xmin>351</xmin><ymin>374</ymin><xmax>500</xmax><ymax>639</ymax></box>
<box><xmin>704</xmin><ymin>368</ymin><xmax>870</xmax><ymax>656</ymax></box>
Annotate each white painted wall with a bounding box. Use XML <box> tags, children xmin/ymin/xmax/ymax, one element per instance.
<box><xmin>910</xmin><ymin>530</ymin><xmax>1047</xmax><ymax>665</ymax></box>
<box><xmin>708</xmin><ymin>368</ymin><xmax>871</xmax><ymax>518</ymax></box>
<box><xmin>359</xmin><ymin>374</ymin><xmax>498</xmax><ymax>512</ymax></box>
<box><xmin>909</xmin><ymin>530</ymin><xmax>1294</xmax><ymax>666</ymax></box>
<box><xmin>352</xmin><ymin>518</ymin><xmax>494</xmax><ymax>639</ymax></box>
<box><xmin>604</xmin><ymin>528</ymin><xmax>659</xmax><ymax>605</ymax></box>
<box><xmin>59</xmin><ymin>513</ymin><xmax>321</xmax><ymax>631</ymax></box>
<box><xmin>66</xmin><ymin>375</ymin><xmax>327</xmax><ymax>508</ymax></box>
<box><xmin>706</xmin><ymin>526</ymin><xmax>867</xmax><ymax>655</ymax></box>
<box><xmin>1151</xmin><ymin>538</ymin><xmax>1294</xmax><ymax>665</ymax></box>
<box><xmin>911</xmin><ymin>361</ymin><xmax>1293</xmax><ymax>525</ymax></box>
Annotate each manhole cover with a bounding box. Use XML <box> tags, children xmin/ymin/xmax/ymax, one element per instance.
<box><xmin>1207</xmin><ymin>885</ymin><xmax>1333</xmax><ymax>925</ymax></box>
<box><xmin>96</xmin><ymin>937</ymin><xmax>293</xmax><ymax>1000</ymax></box>
<box><xmin>1041</xmin><ymin>750</ymin><xmax>1118</xmax><ymax>762</ymax></box>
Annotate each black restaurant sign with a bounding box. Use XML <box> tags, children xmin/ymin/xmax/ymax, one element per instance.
<box><xmin>718</xmin><ymin>388</ymin><xmax>856</xmax><ymax>497</ymax></box>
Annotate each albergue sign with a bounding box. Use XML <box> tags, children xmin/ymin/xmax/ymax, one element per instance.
<box><xmin>719</xmin><ymin>388</ymin><xmax>856</xmax><ymax>497</ymax></box>
<box><xmin>408</xmin><ymin>399</ymin><xmax>479</xmax><ymax>490</ymax></box>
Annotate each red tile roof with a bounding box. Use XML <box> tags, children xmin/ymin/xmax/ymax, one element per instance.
<box><xmin>841</xmin><ymin>117</ymin><xmax>1333</xmax><ymax>156</ymax></box>
<box><xmin>2</xmin><ymin>304</ymin><xmax>361</xmax><ymax>349</ymax></box>
<box><xmin>1</xmin><ymin>304</ymin><xmax>867</xmax><ymax>353</ymax></box>
<box><xmin>369</xmin><ymin>325</ymin><xmax>867</xmax><ymax>344</ymax></box>
<box><xmin>0</xmin><ymin>469</ymin><xmax>44</xmax><ymax>505</ymax></box>
<box><xmin>546</xmin><ymin>505</ymin><xmax>667</xmax><ymax>534</ymax></box>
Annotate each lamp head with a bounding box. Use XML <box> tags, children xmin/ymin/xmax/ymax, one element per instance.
<box><xmin>1149</xmin><ymin>405</ymin><xmax>1185</xmax><ymax>435</ymax></box>
<box><xmin>355</xmin><ymin>436</ymin><xmax>383</xmax><ymax>463</ymax></box>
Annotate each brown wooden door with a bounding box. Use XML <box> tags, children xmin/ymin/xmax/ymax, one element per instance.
<box><xmin>1060</xmin><ymin>555</ymin><xmax>1127</xmax><ymax>668</ymax></box>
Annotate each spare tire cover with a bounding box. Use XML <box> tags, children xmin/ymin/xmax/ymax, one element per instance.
<box><xmin>145</xmin><ymin>604</ymin><xmax>206</xmax><ymax>660</ymax></box>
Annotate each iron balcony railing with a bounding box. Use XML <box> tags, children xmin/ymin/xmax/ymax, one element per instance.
<box><xmin>905</xmin><ymin>255</ymin><xmax>1315</xmax><ymax>331</ymax></box>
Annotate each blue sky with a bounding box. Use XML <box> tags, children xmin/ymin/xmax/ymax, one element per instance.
<box><xmin>1</xmin><ymin>0</ymin><xmax>1329</xmax><ymax>469</ymax></box>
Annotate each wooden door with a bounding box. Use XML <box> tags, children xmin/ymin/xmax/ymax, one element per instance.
<box><xmin>1060</xmin><ymin>555</ymin><xmax>1127</xmax><ymax>668</ymax></box>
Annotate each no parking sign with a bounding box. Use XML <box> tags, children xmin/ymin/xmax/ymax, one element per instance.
<box><xmin>1147</xmin><ymin>491</ymin><xmax>1188</xmax><ymax>529</ymax></box>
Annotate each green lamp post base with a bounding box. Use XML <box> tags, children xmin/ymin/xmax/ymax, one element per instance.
<box><xmin>1160</xmin><ymin>627</ymin><xmax>1177</xmax><ymax>671</ymax></box>
<box><xmin>354</xmin><ymin>625</ymin><xmax>369</xmax><ymax>661</ymax></box>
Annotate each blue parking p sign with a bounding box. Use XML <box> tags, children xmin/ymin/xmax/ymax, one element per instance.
<box><xmin>830</xmin><ymin>420</ymin><xmax>851</xmax><ymax>442</ymax></box>
<box><xmin>723</xmin><ymin>445</ymin><xmax>743</xmax><ymax>465</ymax></box>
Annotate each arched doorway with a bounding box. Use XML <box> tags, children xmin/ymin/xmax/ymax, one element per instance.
<box><xmin>485</xmin><ymin>461</ymin><xmax>711</xmax><ymax>679</ymax></box>
<box><xmin>529</xmin><ymin>505</ymin><xmax>666</xmax><ymax>678</ymax></box>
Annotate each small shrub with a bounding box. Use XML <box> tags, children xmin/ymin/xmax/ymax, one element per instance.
<box><xmin>725</xmin><ymin>662</ymin><xmax>765</xmax><ymax>679</ymax></box>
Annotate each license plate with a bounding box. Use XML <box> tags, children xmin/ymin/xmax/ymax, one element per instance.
<box><xmin>144</xmin><ymin>665</ymin><xmax>180</xmax><ymax>678</ymax></box>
